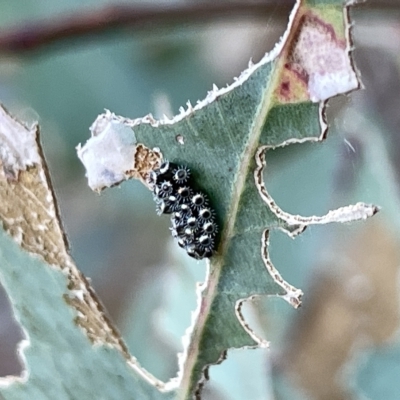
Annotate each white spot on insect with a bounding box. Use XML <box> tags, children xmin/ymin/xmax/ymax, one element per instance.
<box><xmin>176</xmin><ymin>135</ymin><xmax>185</xmax><ymax>145</ymax></box>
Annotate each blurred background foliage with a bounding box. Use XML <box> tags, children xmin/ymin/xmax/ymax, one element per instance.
<box><xmin>0</xmin><ymin>0</ymin><xmax>400</xmax><ymax>399</ymax></box>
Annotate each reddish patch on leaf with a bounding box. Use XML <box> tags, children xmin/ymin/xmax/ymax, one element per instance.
<box><xmin>277</xmin><ymin>63</ymin><xmax>309</xmax><ymax>103</ymax></box>
<box><xmin>280</xmin><ymin>80</ymin><xmax>290</xmax><ymax>98</ymax></box>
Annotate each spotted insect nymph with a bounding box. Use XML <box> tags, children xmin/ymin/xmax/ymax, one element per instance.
<box><xmin>148</xmin><ymin>161</ymin><xmax>219</xmax><ymax>260</ymax></box>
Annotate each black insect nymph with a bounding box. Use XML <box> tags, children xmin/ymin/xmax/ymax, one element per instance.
<box><xmin>149</xmin><ymin>161</ymin><xmax>218</xmax><ymax>260</ymax></box>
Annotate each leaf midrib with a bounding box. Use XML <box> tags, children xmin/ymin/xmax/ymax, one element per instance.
<box><xmin>178</xmin><ymin>62</ymin><xmax>289</xmax><ymax>400</ymax></box>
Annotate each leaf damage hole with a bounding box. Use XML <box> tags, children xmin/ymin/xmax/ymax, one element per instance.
<box><xmin>202</xmin><ymin>348</ymin><xmax>272</xmax><ymax>400</ymax></box>
<box><xmin>114</xmin><ymin>238</ymin><xmax>207</xmax><ymax>386</ymax></box>
<box><xmin>260</xmin><ymin>141</ymin><xmax>335</xmax><ymax>217</ymax></box>
<box><xmin>261</xmin><ymin>230</ymin><xmax>303</xmax><ymax>309</ymax></box>
<box><xmin>255</xmin><ymin>144</ymin><xmax>378</xmax><ymax>229</ymax></box>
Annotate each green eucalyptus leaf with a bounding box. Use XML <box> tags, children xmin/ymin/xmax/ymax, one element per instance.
<box><xmin>0</xmin><ymin>105</ymin><xmax>175</xmax><ymax>400</ymax></box>
<box><xmin>78</xmin><ymin>1</ymin><xmax>378</xmax><ymax>398</ymax></box>
<box><xmin>0</xmin><ymin>229</ymin><xmax>174</xmax><ymax>400</ymax></box>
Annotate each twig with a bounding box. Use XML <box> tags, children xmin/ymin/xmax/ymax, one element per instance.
<box><xmin>0</xmin><ymin>2</ymin><xmax>293</xmax><ymax>55</ymax></box>
<box><xmin>0</xmin><ymin>1</ymin><xmax>396</xmax><ymax>56</ymax></box>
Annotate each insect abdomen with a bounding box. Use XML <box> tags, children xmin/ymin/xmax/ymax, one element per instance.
<box><xmin>149</xmin><ymin>161</ymin><xmax>218</xmax><ymax>260</ymax></box>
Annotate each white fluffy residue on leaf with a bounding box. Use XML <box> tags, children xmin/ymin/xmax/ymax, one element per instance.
<box><xmin>77</xmin><ymin>110</ymin><xmax>139</xmax><ymax>191</ymax></box>
<box><xmin>0</xmin><ymin>105</ymin><xmax>40</xmax><ymax>178</ymax></box>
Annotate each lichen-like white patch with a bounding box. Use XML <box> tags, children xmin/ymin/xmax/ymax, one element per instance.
<box><xmin>308</xmin><ymin>69</ymin><xmax>357</xmax><ymax>101</ymax></box>
<box><xmin>292</xmin><ymin>13</ymin><xmax>359</xmax><ymax>101</ymax></box>
<box><xmin>0</xmin><ymin>105</ymin><xmax>40</xmax><ymax>177</ymax></box>
<box><xmin>77</xmin><ymin>111</ymin><xmax>138</xmax><ymax>191</ymax></box>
